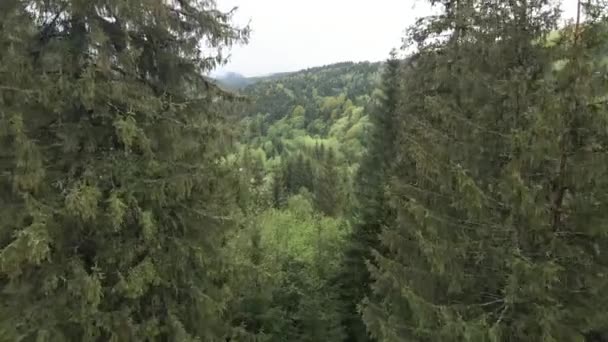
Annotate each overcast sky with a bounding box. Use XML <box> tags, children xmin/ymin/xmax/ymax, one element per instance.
<box><xmin>215</xmin><ymin>0</ymin><xmax>580</xmax><ymax>77</ymax></box>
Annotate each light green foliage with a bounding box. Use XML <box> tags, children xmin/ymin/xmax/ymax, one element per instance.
<box><xmin>259</xmin><ymin>193</ymin><xmax>347</xmax><ymax>270</ymax></box>
<box><xmin>297</xmin><ymin>135</ymin><xmax>339</xmax><ymax>148</ymax></box>
<box><xmin>224</xmin><ymin>62</ymin><xmax>384</xmax><ymax>341</ymax></box>
<box><xmin>235</xmin><ymin>62</ymin><xmax>382</xmax><ymax>217</ymax></box>
<box><xmin>225</xmin><ymin>192</ymin><xmax>348</xmax><ymax>341</ymax></box>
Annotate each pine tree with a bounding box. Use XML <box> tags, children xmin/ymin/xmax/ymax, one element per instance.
<box><xmin>271</xmin><ymin>170</ymin><xmax>287</xmax><ymax>209</ymax></box>
<box><xmin>0</xmin><ymin>1</ymin><xmax>247</xmax><ymax>340</ymax></box>
<box><xmin>284</xmin><ymin>153</ymin><xmax>315</xmax><ymax>195</ymax></box>
<box><xmin>314</xmin><ymin>147</ymin><xmax>341</xmax><ymax>217</ymax></box>
<box><xmin>338</xmin><ymin>52</ymin><xmax>400</xmax><ymax>342</ymax></box>
<box><xmin>364</xmin><ymin>1</ymin><xmax>608</xmax><ymax>341</ymax></box>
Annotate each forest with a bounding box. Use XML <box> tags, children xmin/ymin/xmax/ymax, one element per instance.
<box><xmin>1</xmin><ymin>0</ymin><xmax>608</xmax><ymax>341</ymax></box>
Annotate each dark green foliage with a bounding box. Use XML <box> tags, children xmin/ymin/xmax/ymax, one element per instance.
<box><xmin>364</xmin><ymin>1</ymin><xmax>608</xmax><ymax>341</ymax></box>
<box><xmin>314</xmin><ymin>147</ymin><xmax>341</xmax><ymax>217</ymax></box>
<box><xmin>337</xmin><ymin>52</ymin><xmax>401</xmax><ymax>342</ymax></box>
<box><xmin>284</xmin><ymin>153</ymin><xmax>315</xmax><ymax>195</ymax></box>
<box><xmin>5</xmin><ymin>1</ymin><xmax>606</xmax><ymax>341</ymax></box>
<box><xmin>0</xmin><ymin>1</ymin><xmax>247</xmax><ymax>340</ymax></box>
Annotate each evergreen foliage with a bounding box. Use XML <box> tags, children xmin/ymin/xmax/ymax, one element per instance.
<box><xmin>0</xmin><ymin>1</ymin><xmax>247</xmax><ymax>340</ymax></box>
<box><xmin>363</xmin><ymin>1</ymin><xmax>608</xmax><ymax>341</ymax></box>
<box><xmin>3</xmin><ymin>1</ymin><xmax>607</xmax><ymax>341</ymax></box>
<box><xmin>338</xmin><ymin>51</ymin><xmax>401</xmax><ymax>342</ymax></box>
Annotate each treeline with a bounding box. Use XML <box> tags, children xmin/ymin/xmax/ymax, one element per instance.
<box><xmin>1</xmin><ymin>0</ymin><xmax>608</xmax><ymax>341</ymax></box>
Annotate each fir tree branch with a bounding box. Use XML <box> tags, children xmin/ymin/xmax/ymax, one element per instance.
<box><xmin>495</xmin><ymin>304</ymin><xmax>509</xmax><ymax>326</ymax></box>
<box><xmin>0</xmin><ymin>85</ymin><xmax>36</xmax><ymax>93</ymax></box>
<box><xmin>478</xmin><ymin>298</ymin><xmax>505</xmax><ymax>307</ymax></box>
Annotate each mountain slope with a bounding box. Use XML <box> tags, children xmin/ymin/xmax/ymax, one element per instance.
<box><xmin>223</xmin><ymin>60</ymin><xmax>386</xmax><ymax>341</ymax></box>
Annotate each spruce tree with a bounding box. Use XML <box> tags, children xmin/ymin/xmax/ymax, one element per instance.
<box><xmin>271</xmin><ymin>171</ymin><xmax>287</xmax><ymax>209</ymax></box>
<box><xmin>338</xmin><ymin>52</ymin><xmax>400</xmax><ymax>342</ymax></box>
<box><xmin>0</xmin><ymin>1</ymin><xmax>247</xmax><ymax>340</ymax></box>
<box><xmin>364</xmin><ymin>1</ymin><xmax>608</xmax><ymax>341</ymax></box>
<box><xmin>314</xmin><ymin>147</ymin><xmax>341</xmax><ymax>217</ymax></box>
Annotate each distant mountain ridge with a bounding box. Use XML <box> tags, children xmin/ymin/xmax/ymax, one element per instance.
<box><xmin>213</xmin><ymin>71</ymin><xmax>253</xmax><ymax>90</ymax></box>
<box><xmin>213</xmin><ymin>70</ymin><xmax>298</xmax><ymax>90</ymax></box>
<box><xmin>214</xmin><ymin>61</ymin><xmax>383</xmax><ymax>91</ymax></box>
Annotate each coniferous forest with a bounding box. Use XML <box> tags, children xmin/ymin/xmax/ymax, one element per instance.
<box><xmin>1</xmin><ymin>0</ymin><xmax>608</xmax><ymax>341</ymax></box>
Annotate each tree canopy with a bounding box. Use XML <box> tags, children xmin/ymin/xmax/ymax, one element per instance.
<box><xmin>0</xmin><ymin>1</ymin><xmax>247</xmax><ymax>340</ymax></box>
<box><xmin>2</xmin><ymin>1</ymin><xmax>608</xmax><ymax>341</ymax></box>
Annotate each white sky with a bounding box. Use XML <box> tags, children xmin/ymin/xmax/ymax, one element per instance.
<box><xmin>216</xmin><ymin>0</ymin><xmax>580</xmax><ymax>77</ymax></box>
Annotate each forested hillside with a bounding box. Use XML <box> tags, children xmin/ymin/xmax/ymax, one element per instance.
<box><xmin>1</xmin><ymin>1</ymin><xmax>608</xmax><ymax>341</ymax></box>
<box><xmin>224</xmin><ymin>61</ymin><xmax>383</xmax><ymax>341</ymax></box>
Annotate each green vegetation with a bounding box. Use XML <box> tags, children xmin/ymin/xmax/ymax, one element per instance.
<box><xmin>1</xmin><ymin>1</ymin><xmax>608</xmax><ymax>341</ymax></box>
<box><xmin>222</xmin><ymin>61</ymin><xmax>383</xmax><ymax>340</ymax></box>
<box><xmin>0</xmin><ymin>1</ymin><xmax>248</xmax><ymax>340</ymax></box>
<box><xmin>363</xmin><ymin>3</ymin><xmax>608</xmax><ymax>342</ymax></box>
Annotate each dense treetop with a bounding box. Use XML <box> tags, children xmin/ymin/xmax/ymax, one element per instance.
<box><xmin>0</xmin><ymin>0</ymin><xmax>247</xmax><ymax>340</ymax></box>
